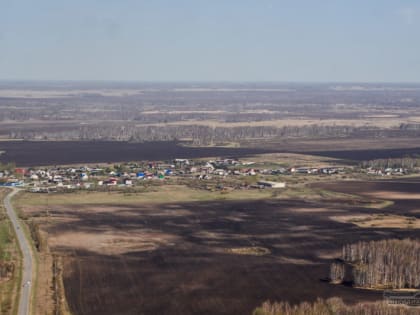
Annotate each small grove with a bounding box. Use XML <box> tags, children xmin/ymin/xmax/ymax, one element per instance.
<box><xmin>330</xmin><ymin>239</ymin><xmax>420</xmax><ymax>289</ymax></box>
<box><xmin>253</xmin><ymin>298</ymin><xmax>420</xmax><ymax>315</ymax></box>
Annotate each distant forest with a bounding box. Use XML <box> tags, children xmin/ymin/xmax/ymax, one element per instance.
<box><xmin>7</xmin><ymin>123</ymin><xmax>420</xmax><ymax>145</ymax></box>
<box><xmin>2</xmin><ymin>83</ymin><xmax>420</xmax><ymax>144</ymax></box>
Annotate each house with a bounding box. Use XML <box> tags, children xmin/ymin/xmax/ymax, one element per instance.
<box><xmin>123</xmin><ymin>179</ymin><xmax>133</xmax><ymax>185</ymax></box>
<box><xmin>187</xmin><ymin>167</ymin><xmax>198</xmax><ymax>173</ymax></box>
<box><xmin>213</xmin><ymin>169</ymin><xmax>227</xmax><ymax>176</ymax></box>
<box><xmin>244</xmin><ymin>168</ymin><xmax>256</xmax><ymax>176</ymax></box>
<box><xmin>15</xmin><ymin>168</ymin><xmax>27</xmax><ymax>176</ymax></box>
<box><xmin>2</xmin><ymin>181</ymin><xmax>24</xmax><ymax>187</ymax></box>
<box><xmin>174</xmin><ymin>159</ymin><xmax>190</xmax><ymax>165</ymax></box>
<box><xmin>295</xmin><ymin>168</ymin><xmax>310</xmax><ymax>174</ymax></box>
<box><xmin>90</xmin><ymin>168</ymin><xmax>104</xmax><ymax>175</ymax></box>
<box><xmin>200</xmin><ymin>163</ymin><xmax>214</xmax><ymax>174</ymax></box>
<box><xmin>271</xmin><ymin>168</ymin><xmax>287</xmax><ymax>175</ymax></box>
<box><xmin>257</xmin><ymin>181</ymin><xmax>286</xmax><ymax>188</ymax></box>
<box><xmin>214</xmin><ymin>159</ymin><xmax>239</xmax><ymax>166</ymax></box>
<box><xmin>321</xmin><ymin>168</ymin><xmax>338</xmax><ymax>174</ymax></box>
<box><xmin>106</xmin><ymin>178</ymin><xmax>118</xmax><ymax>185</ymax></box>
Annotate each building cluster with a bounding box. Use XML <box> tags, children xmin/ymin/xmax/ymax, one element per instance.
<box><xmin>0</xmin><ymin>158</ymin><xmax>348</xmax><ymax>192</ymax></box>
<box><xmin>364</xmin><ymin>167</ymin><xmax>407</xmax><ymax>176</ymax></box>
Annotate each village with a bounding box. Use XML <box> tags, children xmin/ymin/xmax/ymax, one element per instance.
<box><xmin>0</xmin><ymin>157</ymin><xmax>415</xmax><ymax>192</ymax></box>
<box><xmin>0</xmin><ymin>157</ymin><xmax>362</xmax><ymax>193</ymax></box>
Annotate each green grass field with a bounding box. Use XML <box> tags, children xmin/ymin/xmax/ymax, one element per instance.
<box><xmin>16</xmin><ymin>185</ymin><xmax>277</xmax><ymax>206</ymax></box>
<box><xmin>14</xmin><ymin>181</ymin><xmax>379</xmax><ymax>209</ymax></box>
<box><xmin>0</xmin><ymin>189</ymin><xmax>20</xmax><ymax>315</ymax></box>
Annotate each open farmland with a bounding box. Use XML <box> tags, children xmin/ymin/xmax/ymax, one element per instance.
<box><xmin>5</xmin><ymin>138</ymin><xmax>420</xmax><ymax>167</ymax></box>
<box><xmin>2</xmin><ymin>82</ymin><xmax>420</xmax><ymax>148</ymax></box>
<box><xmin>15</xmin><ymin>180</ymin><xmax>420</xmax><ymax>315</ymax></box>
<box><xmin>0</xmin><ymin>141</ymin><xmax>273</xmax><ymax>167</ymax></box>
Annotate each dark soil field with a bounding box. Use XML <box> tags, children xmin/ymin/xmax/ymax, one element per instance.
<box><xmin>0</xmin><ymin>141</ymin><xmax>273</xmax><ymax>166</ymax></box>
<box><xmin>59</xmin><ymin>198</ymin><xmax>389</xmax><ymax>315</ymax></box>
<box><xmin>315</xmin><ymin>179</ymin><xmax>420</xmax><ymax>216</ymax></box>
<box><xmin>4</xmin><ymin>139</ymin><xmax>420</xmax><ymax>166</ymax></box>
<box><xmin>20</xmin><ymin>179</ymin><xmax>420</xmax><ymax>315</ymax></box>
<box><xmin>308</xmin><ymin>147</ymin><xmax>420</xmax><ymax>161</ymax></box>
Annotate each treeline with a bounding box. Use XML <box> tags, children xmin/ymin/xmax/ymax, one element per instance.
<box><xmin>28</xmin><ymin>220</ymin><xmax>47</xmax><ymax>252</ymax></box>
<box><xmin>330</xmin><ymin>239</ymin><xmax>420</xmax><ymax>289</ymax></box>
<box><xmin>9</xmin><ymin>123</ymin><xmax>379</xmax><ymax>144</ymax></box>
<box><xmin>0</xmin><ymin>162</ymin><xmax>16</xmax><ymax>172</ymax></box>
<box><xmin>360</xmin><ymin>157</ymin><xmax>420</xmax><ymax>169</ymax></box>
<box><xmin>253</xmin><ymin>298</ymin><xmax>420</xmax><ymax>315</ymax></box>
<box><xmin>400</xmin><ymin>123</ymin><xmax>420</xmax><ymax>131</ymax></box>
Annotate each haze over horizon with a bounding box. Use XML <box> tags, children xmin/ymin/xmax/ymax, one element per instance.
<box><xmin>1</xmin><ymin>0</ymin><xmax>419</xmax><ymax>82</ymax></box>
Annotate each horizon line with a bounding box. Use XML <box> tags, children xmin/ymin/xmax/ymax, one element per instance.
<box><xmin>1</xmin><ymin>79</ymin><xmax>420</xmax><ymax>85</ymax></box>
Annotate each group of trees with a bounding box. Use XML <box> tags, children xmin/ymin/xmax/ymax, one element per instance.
<box><xmin>0</xmin><ymin>261</ymin><xmax>14</xmax><ymax>281</ymax></box>
<box><xmin>400</xmin><ymin>123</ymin><xmax>420</xmax><ymax>131</ymax></box>
<box><xmin>360</xmin><ymin>157</ymin><xmax>420</xmax><ymax>169</ymax></box>
<box><xmin>3</xmin><ymin>85</ymin><xmax>420</xmax><ymax>145</ymax></box>
<box><xmin>0</xmin><ymin>162</ymin><xmax>15</xmax><ymax>172</ymax></box>
<box><xmin>330</xmin><ymin>239</ymin><xmax>420</xmax><ymax>289</ymax></box>
<box><xmin>253</xmin><ymin>298</ymin><xmax>420</xmax><ymax>315</ymax></box>
<box><xmin>28</xmin><ymin>221</ymin><xmax>47</xmax><ymax>252</ymax></box>
<box><xmin>8</xmin><ymin>123</ymin><xmax>384</xmax><ymax>145</ymax></box>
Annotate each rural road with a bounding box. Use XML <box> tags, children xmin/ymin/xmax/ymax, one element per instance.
<box><xmin>4</xmin><ymin>188</ymin><xmax>33</xmax><ymax>315</ymax></box>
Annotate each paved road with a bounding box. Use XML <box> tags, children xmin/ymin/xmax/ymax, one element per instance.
<box><xmin>4</xmin><ymin>188</ymin><xmax>33</xmax><ymax>315</ymax></box>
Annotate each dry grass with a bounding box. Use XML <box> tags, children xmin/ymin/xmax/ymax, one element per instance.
<box><xmin>140</xmin><ymin>117</ymin><xmax>420</xmax><ymax>129</ymax></box>
<box><xmin>330</xmin><ymin>214</ymin><xmax>420</xmax><ymax>229</ymax></box>
<box><xmin>366</xmin><ymin>191</ymin><xmax>420</xmax><ymax>200</ymax></box>
<box><xmin>32</xmin><ymin>253</ymin><xmax>54</xmax><ymax>315</ymax></box>
<box><xmin>0</xmin><ymin>89</ymin><xmax>144</xmax><ymax>98</ymax></box>
<box><xmin>240</xmin><ymin>152</ymin><xmax>342</xmax><ymax>167</ymax></box>
<box><xmin>227</xmin><ymin>247</ymin><xmax>271</xmax><ymax>256</ymax></box>
<box><xmin>15</xmin><ymin>185</ymin><xmax>276</xmax><ymax>207</ymax></box>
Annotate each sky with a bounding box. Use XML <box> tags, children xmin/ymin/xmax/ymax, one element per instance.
<box><xmin>0</xmin><ymin>0</ymin><xmax>419</xmax><ymax>82</ymax></box>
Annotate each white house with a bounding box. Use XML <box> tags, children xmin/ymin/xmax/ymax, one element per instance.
<box><xmin>257</xmin><ymin>181</ymin><xmax>286</xmax><ymax>188</ymax></box>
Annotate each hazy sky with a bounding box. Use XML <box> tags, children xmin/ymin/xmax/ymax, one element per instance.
<box><xmin>1</xmin><ymin>0</ymin><xmax>419</xmax><ymax>82</ymax></box>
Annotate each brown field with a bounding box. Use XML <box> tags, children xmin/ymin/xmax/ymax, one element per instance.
<box><xmin>15</xmin><ymin>178</ymin><xmax>420</xmax><ymax>315</ymax></box>
<box><xmin>140</xmin><ymin>117</ymin><xmax>419</xmax><ymax>128</ymax></box>
<box><xmin>330</xmin><ymin>214</ymin><xmax>420</xmax><ymax>229</ymax></box>
<box><xmin>0</xmin><ymin>141</ymin><xmax>274</xmax><ymax>167</ymax></box>
<box><xmin>4</xmin><ymin>137</ymin><xmax>420</xmax><ymax>167</ymax></box>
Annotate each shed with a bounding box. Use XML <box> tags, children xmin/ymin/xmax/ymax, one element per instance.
<box><xmin>257</xmin><ymin>181</ymin><xmax>286</xmax><ymax>188</ymax></box>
